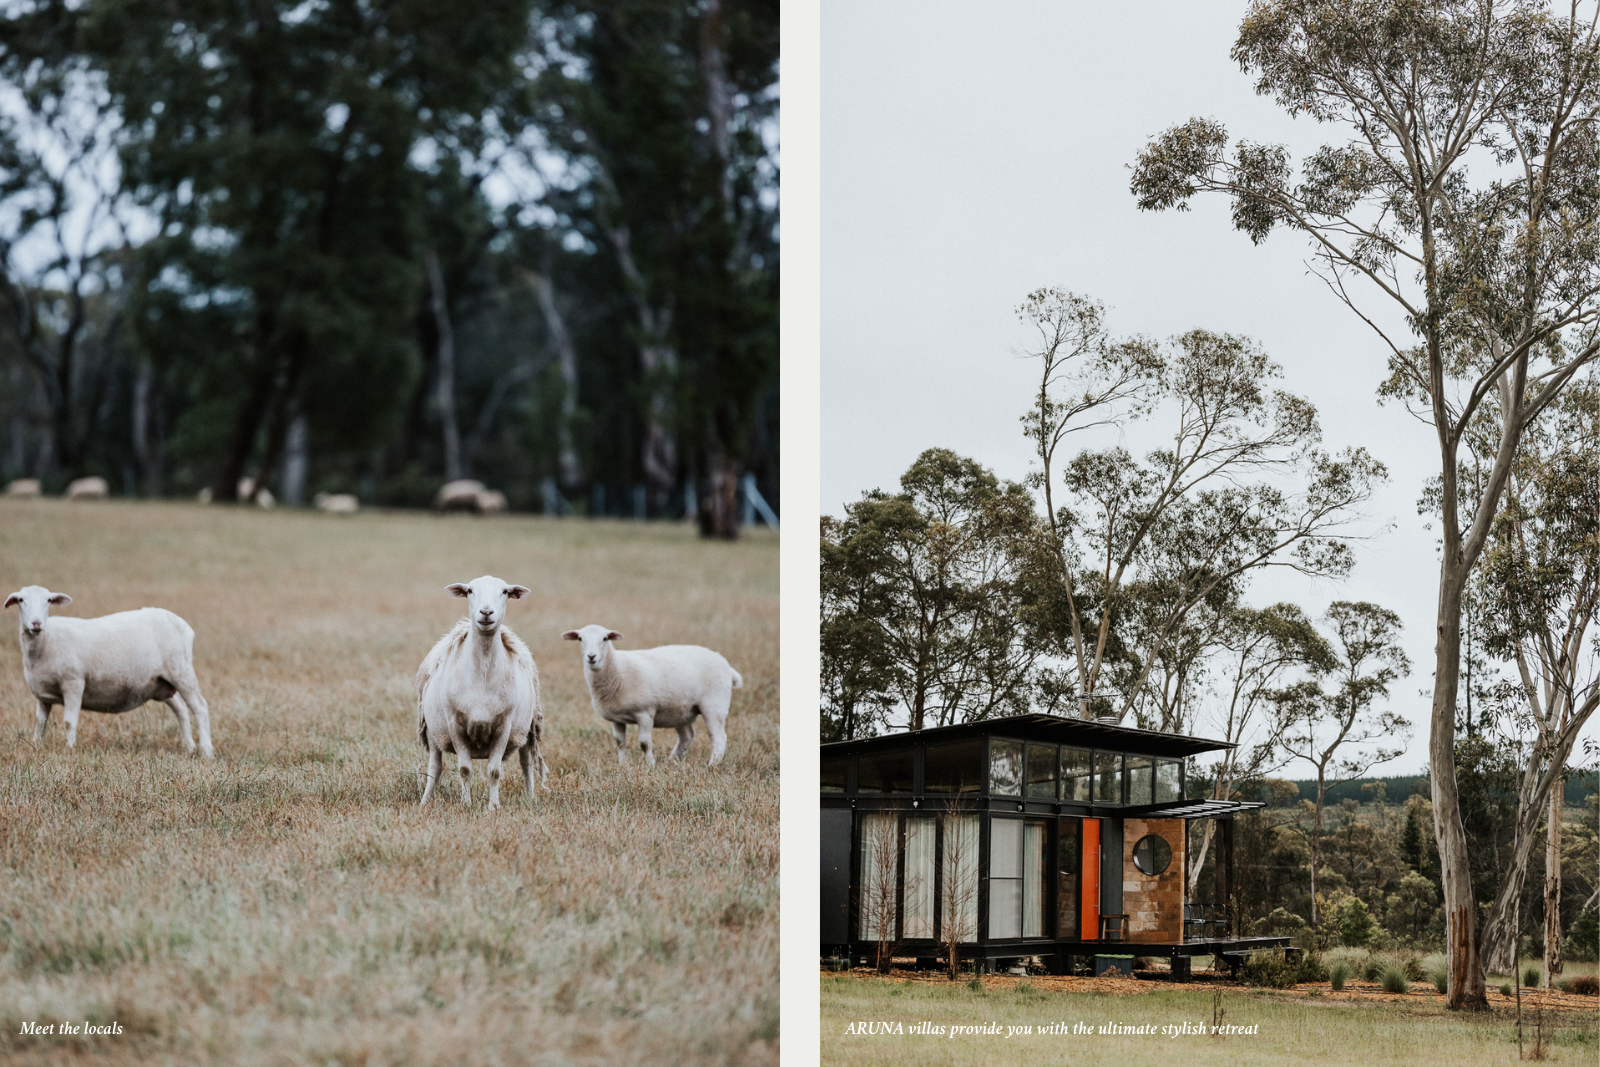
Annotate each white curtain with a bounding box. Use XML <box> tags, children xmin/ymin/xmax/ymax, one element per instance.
<box><xmin>989</xmin><ymin>818</ymin><xmax>1022</xmax><ymax>940</ymax></box>
<box><xmin>858</xmin><ymin>814</ymin><xmax>897</xmax><ymax>941</ymax></box>
<box><xmin>940</xmin><ymin>815</ymin><xmax>979</xmax><ymax>943</ymax></box>
<box><xmin>903</xmin><ymin>819</ymin><xmax>935</xmax><ymax>938</ymax></box>
<box><xmin>1023</xmin><ymin>821</ymin><xmax>1046</xmax><ymax>937</ymax></box>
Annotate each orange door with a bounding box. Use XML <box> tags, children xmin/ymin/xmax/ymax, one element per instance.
<box><xmin>1081</xmin><ymin>818</ymin><xmax>1100</xmax><ymax>940</ymax></box>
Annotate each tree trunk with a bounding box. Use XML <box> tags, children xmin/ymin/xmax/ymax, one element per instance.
<box><xmin>215</xmin><ymin>352</ymin><xmax>280</xmax><ymax>501</ymax></box>
<box><xmin>132</xmin><ymin>358</ymin><xmax>161</xmax><ymax>497</ymax></box>
<box><xmin>1544</xmin><ymin>786</ymin><xmax>1562</xmax><ymax>986</ymax></box>
<box><xmin>697</xmin><ymin>443</ymin><xmax>739</xmax><ymax>540</ymax></box>
<box><xmin>1310</xmin><ymin>779</ymin><xmax>1324</xmax><ymax>931</ymax></box>
<box><xmin>1432</xmin><ymin>560</ymin><xmax>1490</xmax><ymax>1010</ymax></box>
<box><xmin>424</xmin><ymin>248</ymin><xmax>463</xmax><ymax>482</ymax></box>
<box><xmin>1480</xmin><ymin>740</ymin><xmax>1579</xmax><ymax>974</ymax></box>
<box><xmin>248</xmin><ymin>333</ymin><xmax>310</xmax><ymax>501</ymax></box>
<box><xmin>531</xmin><ymin>268</ymin><xmax>582</xmax><ymax>489</ymax></box>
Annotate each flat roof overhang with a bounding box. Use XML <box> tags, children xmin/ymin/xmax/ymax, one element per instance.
<box><xmin>1120</xmin><ymin>799</ymin><xmax>1265</xmax><ymax>820</ymax></box>
<box><xmin>821</xmin><ymin>713</ymin><xmax>1235</xmax><ymax>761</ymax></box>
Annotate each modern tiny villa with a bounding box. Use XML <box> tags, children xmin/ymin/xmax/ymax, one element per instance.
<box><xmin>820</xmin><ymin>713</ymin><xmax>1291</xmax><ymax>975</ymax></box>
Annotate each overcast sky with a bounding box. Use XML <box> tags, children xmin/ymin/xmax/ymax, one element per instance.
<box><xmin>820</xmin><ymin>1</ymin><xmax>1599</xmax><ymax>777</ymax></box>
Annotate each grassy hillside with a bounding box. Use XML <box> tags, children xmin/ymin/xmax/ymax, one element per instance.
<box><xmin>0</xmin><ymin>499</ymin><xmax>778</xmax><ymax>1066</ymax></box>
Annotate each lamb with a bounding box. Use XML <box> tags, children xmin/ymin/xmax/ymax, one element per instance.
<box><xmin>5</xmin><ymin>586</ymin><xmax>215</xmax><ymax>758</ymax></box>
<box><xmin>416</xmin><ymin>575</ymin><xmax>547</xmax><ymax>809</ymax></box>
<box><xmin>561</xmin><ymin>624</ymin><xmax>742</xmax><ymax>767</ymax></box>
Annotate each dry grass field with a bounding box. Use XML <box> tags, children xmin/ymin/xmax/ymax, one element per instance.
<box><xmin>0</xmin><ymin>499</ymin><xmax>778</xmax><ymax>1066</ymax></box>
<box><xmin>821</xmin><ymin>972</ymin><xmax>1600</xmax><ymax>1067</ymax></box>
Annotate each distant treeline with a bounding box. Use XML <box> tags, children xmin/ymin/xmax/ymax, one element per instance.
<box><xmin>1277</xmin><ymin>772</ymin><xmax>1600</xmax><ymax>809</ymax></box>
<box><xmin>0</xmin><ymin>1</ymin><xmax>778</xmax><ymax>536</ymax></box>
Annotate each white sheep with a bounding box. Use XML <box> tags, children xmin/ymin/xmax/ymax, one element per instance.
<box><xmin>561</xmin><ymin>624</ymin><xmax>741</xmax><ymax>767</ymax></box>
<box><xmin>65</xmin><ymin>476</ymin><xmax>108</xmax><ymax>500</ymax></box>
<box><xmin>5</xmin><ymin>586</ymin><xmax>215</xmax><ymax>758</ymax></box>
<box><xmin>416</xmin><ymin>575</ymin><xmax>546</xmax><ymax>809</ymax></box>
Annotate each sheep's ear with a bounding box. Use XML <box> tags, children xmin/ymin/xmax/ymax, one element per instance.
<box><xmin>3</xmin><ymin>593</ymin><xmax>18</xmax><ymax>609</ymax></box>
<box><xmin>446</xmin><ymin>584</ymin><xmax>470</xmax><ymax>598</ymax></box>
<box><xmin>605</xmin><ymin>631</ymin><xmax>623</xmax><ymax>642</ymax></box>
<box><xmin>561</xmin><ymin>630</ymin><xmax>581</xmax><ymax>641</ymax></box>
<box><xmin>47</xmin><ymin>593</ymin><xmax>71</xmax><ymax>606</ymax></box>
<box><xmin>507</xmin><ymin>585</ymin><xmax>530</xmax><ymax>600</ymax></box>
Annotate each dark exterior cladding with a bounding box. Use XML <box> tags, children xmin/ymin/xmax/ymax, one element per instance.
<box><xmin>822</xmin><ymin>713</ymin><xmax>1235</xmax><ymax>762</ymax></box>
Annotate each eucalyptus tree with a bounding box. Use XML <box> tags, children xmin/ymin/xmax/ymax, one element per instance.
<box><xmin>1273</xmin><ymin>601</ymin><xmax>1412</xmax><ymax>930</ymax></box>
<box><xmin>1018</xmin><ymin>288</ymin><xmax>1383</xmax><ymax>724</ymax></box>
<box><xmin>827</xmin><ymin>449</ymin><xmax>1039</xmax><ymax>733</ymax></box>
<box><xmin>1131</xmin><ymin>0</ymin><xmax>1600</xmax><ymax>1007</ymax></box>
<box><xmin>821</xmin><ymin>511</ymin><xmax>903</xmax><ymax>742</ymax></box>
<box><xmin>1471</xmin><ymin>375</ymin><xmax>1600</xmax><ymax>979</ymax></box>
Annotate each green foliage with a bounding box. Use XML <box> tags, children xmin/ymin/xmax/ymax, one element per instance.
<box><xmin>1339</xmin><ymin>898</ymin><xmax>1375</xmax><ymax>948</ymax></box>
<box><xmin>1378</xmin><ymin>964</ymin><xmax>1409</xmax><ymax>995</ymax></box>
<box><xmin>1523</xmin><ymin>966</ymin><xmax>1540</xmax><ymax>988</ymax></box>
<box><xmin>1567</xmin><ymin>909</ymin><xmax>1600</xmax><ymax>963</ymax></box>
<box><xmin>1294</xmin><ymin>950</ymin><xmax>1329</xmax><ymax>984</ymax></box>
<box><xmin>1328</xmin><ymin>959</ymin><xmax>1348</xmax><ymax>991</ymax></box>
<box><xmin>1241</xmin><ymin>948</ymin><xmax>1298</xmax><ymax>988</ymax></box>
<box><xmin>1500</xmin><ymin>982</ymin><xmax>1513</xmax><ymax>997</ymax></box>
<box><xmin>1431</xmin><ymin>968</ymin><xmax>1447</xmax><ymax>994</ymax></box>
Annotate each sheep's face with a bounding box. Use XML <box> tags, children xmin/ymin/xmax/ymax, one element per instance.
<box><xmin>562</xmin><ymin>624</ymin><xmax>624</xmax><ymax>671</ymax></box>
<box><xmin>447</xmin><ymin>575</ymin><xmax>529</xmax><ymax>634</ymax></box>
<box><xmin>4</xmin><ymin>585</ymin><xmax>71</xmax><ymax>637</ymax></box>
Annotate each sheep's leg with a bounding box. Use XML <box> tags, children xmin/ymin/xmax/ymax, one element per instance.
<box><xmin>484</xmin><ymin>724</ymin><xmax>515</xmax><ymax>812</ymax></box>
<box><xmin>637</xmin><ymin>712</ymin><xmax>656</xmax><ymax>767</ymax></box>
<box><xmin>672</xmin><ymin>723</ymin><xmax>695</xmax><ymax>762</ymax></box>
<box><xmin>173</xmin><ymin>673</ymin><xmax>215</xmax><ymax>760</ymax></box>
<box><xmin>612</xmin><ymin>722</ymin><xmax>628</xmax><ymax>766</ymax></box>
<box><xmin>446</xmin><ymin>719</ymin><xmax>473</xmax><ymax>805</ymax></box>
<box><xmin>420</xmin><ymin>745</ymin><xmax>443</xmax><ymax>807</ymax></box>
<box><xmin>703</xmin><ymin>706</ymin><xmax>729</xmax><ymax>767</ymax></box>
<box><xmin>60</xmin><ymin>679</ymin><xmax>85</xmax><ymax>749</ymax></box>
<box><xmin>33</xmin><ymin>699</ymin><xmax>53</xmax><ymax>743</ymax></box>
<box><xmin>164</xmin><ymin>694</ymin><xmax>197</xmax><ymax>754</ymax></box>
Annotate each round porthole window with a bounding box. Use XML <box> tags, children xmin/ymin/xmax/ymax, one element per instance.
<box><xmin>1132</xmin><ymin>834</ymin><xmax>1172</xmax><ymax>876</ymax></box>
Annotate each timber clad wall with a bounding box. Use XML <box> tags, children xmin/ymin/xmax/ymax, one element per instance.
<box><xmin>1123</xmin><ymin>818</ymin><xmax>1184</xmax><ymax>942</ymax></box>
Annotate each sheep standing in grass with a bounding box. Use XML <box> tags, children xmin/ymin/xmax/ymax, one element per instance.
<box><xmin>561</xmin><ymin>624</ymin><xmax>741</xmax><ymax>767</ymax></box>
<box><xmin>417</xmin><ymin>576</ymin><xmax>546</xmax><ymax>809</ymax></box>
<box><xmin>5</xmin><ymin>586</ymin><xmax>215</xmax><ymax>758</ymax></box>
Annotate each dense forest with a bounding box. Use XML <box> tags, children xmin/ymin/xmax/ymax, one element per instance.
<box><xmin>0</xmin><ymin>0</ymin><xmax>778</xmax><ymax>536</ymax></box>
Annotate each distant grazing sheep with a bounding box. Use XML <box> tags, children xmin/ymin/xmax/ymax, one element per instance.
<box><xmin>314</xmin><ymin>493</ymin><xmax>360</xmax><ymax>514</ymax></box>
<box><xmin>65</xmin><ymin>477</ymin><xmax>108</xmax><ymax>500</ymax></box>
<box><xmin>5</xmin><ymin>586</ymin><xmax>214</xmax><ymax>758</ymax></box>
<box><xmin>416</xmin><ymin>575</ymin><xmax>546</xmax><ymax>808</ymax></box>
<box><xmin>561</xmin><ymin>624</ymin><xmax>741</xmax><ymax>767</ymax></box>
<box><xmin>4</xmin><ymin>479</ymin><xmax>40</xmax><ymax>497</ymax></box>
<box><xmin>433</xmin><ymin>479</ymin><xmax>506</xmax><ymax>514</ymax></box>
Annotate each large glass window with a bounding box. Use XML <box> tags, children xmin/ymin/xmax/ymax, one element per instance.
<box><xmin>924</xmin><ymin>740</ymin><xmax>984</xmax><ymax>795</ymax></box>
<box><xmin>1126</xmin><ymin>755</ymin><xmax>1154</xmax><ymax>805</ymax></box>
<box><xmin>1056</xmin><ymin>817</ymin><xmax>1081</xmax><ymax>937</ymax></box>
<box><xmin>989</xmin><ymin>817</ymin><xmax>1048</xmax><ymax>940</ymax></box>
<box><xmin>1026</xmin><ymin>743</ymin><xmax>1058</xmax><ymax>799</ymax></box>
<box><xmin>990</xmin><ymin>739</ymin><xmax>1023</xmax><ymax>797</ymax></box>
<box><xmin>939</xmin><ymin>814</ymin><xmax>979</xmax><ymax>943</ymax></box>
<box><xmin>1094</xmin><ymin>751</ymin><xmax>1123</xmax><ymax>803</ymax></box>
<box><xmin>1155</xmin><ymin>760</ymin><xmax>1182</xmax><ymax>803</ymax></box>
<box><xmin>857</xmin><ymin>749</ymin><xmax>914</xmax><ymax>794</ymax></box>
<box><xmin>858</xmin><ymin>814</ymin><xmax>898</xmax><ymax>940</ymax></box>
<box><xmin>1060</xmin><ymin>747</ymin><xmax>1092</xmax><ymax>802</ymax></box>
<box><xmin>903</xmin><ymin>818</ymin><xmax>935</xmax><ymax>939</ymax></box>
<box><xmin>821</xmin><ymin>756</ymin><xmax>848</xmax><ymax>794</ymax></box>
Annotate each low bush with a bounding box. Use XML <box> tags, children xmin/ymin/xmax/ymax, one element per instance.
<box><xmin>1242</xmin><ymin>949</ymin><xmax>1298</xmax><ymax>988</ymax></box>
<box><xmin>1430</xmin><ymin>968</ymin><xmax>1447</xmax><ymax>994</ymax></box>
<box><xmin>1362</xmin><ymin>951</ymin><xmax>1424</xmax><ymax>982</ymax></box>
<box><xmin>1523</xmin><ymin>965</ymin><xmax>1540</xmax><ymax>987</ymax></box>
<box><xmin>1379</xmin><ymin>964</ymin><xmax>1410</xmax><ymax>994</ymax></box>
<box><xmin>1329</xmin><ymin>960</ymin><xmax>1349</xmax><ymax>991</ymax></box>
<box><xmin>1500</xmin><ymin>982</ymin><xmax>1513</xmax><ymax>997</ymax></box>
<box><xmin>1561</xmin><ymin>974</ymin><xmax>1598</xmax><ymax>995</ymax></box>
<box><xmin>1295</xmin><ymin>951</ymin><xmax>1329</xmax><ymax>983</ymax></box>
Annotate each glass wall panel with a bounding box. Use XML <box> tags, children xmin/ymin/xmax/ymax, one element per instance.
<box><xmin>1060</xmin><ymin>747</ymin><xmax>1092</xmax><ymax>801</ymax></box>
<box><xmin>1026</xmin><ymin>743</ymin><xmax>1058</xmax><ymax>799</ymax></box>
<box><xmin>1023</xmin><ymin>821</ymin><xmax>1047</xmax><ymax>937</ymax></box>
<box><xmin>940</xmin><ymin>814</ymin><xmax>980</xmax><ymax>943</ymax></box>
<box><xmin>1155</xmin><ymin>760</ymin><xmax>1182</xmax><ymax>803</ymax></box>
<box><xmin>858</xmin><ymin>814</ymin><xmax>898</xmax><ymax>941</ymax></box>
<box><xmin>1094</xmin><ymin>751</ymin><xmax>1123</xmax><ymax>803</ymax></box>
<box><xmin>925</xmin><ymin>740</ymin><xmax>984</xmax><ymax>794</ymax></box>
<box><xmin>1056</xmin><ymin>817</ymin><xmax>1081</xmax><ymax>937</ymax></box>
<box><xmin>821</xmin><ymin>756</ymin><xmax>848</xmax><ymax>794</ymax></box>
<box><xmin>990</xmin><ymin>740</ymin><xmax>1023</xmax><ymax>797</ymax></box>
<box><xmin>989</xmin><ymin>817</ymin><xmax>1023</xmax><ymax>939</ymax></box>
<box><xmin>1126</xmin><ymin>755</ymin><xmax>1154</xmax><ymax>805</ymax></box>
<box><xmin>857</xmin><ymin>749</ymin><xmax>914</xmax><ymax>794</ymax></box>
<box><xmin>903</xmin><ymin>818</ymin><xmax>935</xmax><ymax>939</ymax></box>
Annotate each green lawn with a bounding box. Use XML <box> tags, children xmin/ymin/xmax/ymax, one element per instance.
<box><xmin>821</xmin><ymin>974</ymin><xmax>1599</xmax><ymax>1067</ymax></box>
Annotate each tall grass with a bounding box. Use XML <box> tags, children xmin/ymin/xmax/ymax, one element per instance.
<box><xmin>0</xmin><ymin>500</ymin><xmax>779</xmax><ymax>1066</ymax></box>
